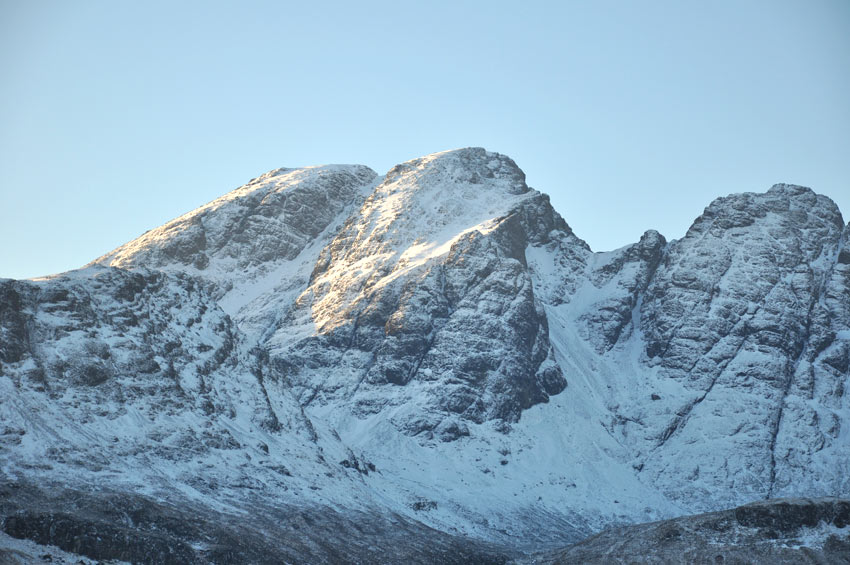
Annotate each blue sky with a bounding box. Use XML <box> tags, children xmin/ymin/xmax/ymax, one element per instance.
<box><xmin>2</xmin><ymin>0</ymin><xmax>848</xmax><ymax>279</ymax></box>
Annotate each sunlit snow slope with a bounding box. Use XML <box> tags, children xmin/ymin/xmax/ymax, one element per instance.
<box><xmin>3</xmin><ymin>148</ymin><xmax>848</xmax><ymax>558</ymax></box>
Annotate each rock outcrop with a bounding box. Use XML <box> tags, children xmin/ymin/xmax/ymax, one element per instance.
<box><xmin>524</xmin><ymin>498</ymin><xmax>850</xmax><ymax>565</ymax></box>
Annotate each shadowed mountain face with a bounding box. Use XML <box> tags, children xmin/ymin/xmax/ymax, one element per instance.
<box><xmin>1</xmin><ymin>148</ymin><xmax>848</xmax><ymax>561</ymax></box>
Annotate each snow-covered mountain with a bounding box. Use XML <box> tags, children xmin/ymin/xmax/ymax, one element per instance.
<box><xmin>2</xmin><ymin>148</ymin><xmax>848</xmax><ymax>562</ymax></box>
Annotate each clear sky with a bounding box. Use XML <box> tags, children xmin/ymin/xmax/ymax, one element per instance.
<box><xmin>2</xmin><ymin>0</ymin><xmax>848</xmax><ymax>279</ymax></box>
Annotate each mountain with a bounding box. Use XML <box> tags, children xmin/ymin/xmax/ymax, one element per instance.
<box><xmin>1</xmin><ymin>148</ymin><xmax>848</xmax><ymax>562</ymax></box>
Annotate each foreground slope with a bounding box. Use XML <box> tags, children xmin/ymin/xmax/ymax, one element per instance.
<box><xmin>0</xmin><ymin>479</ymin><xmax>512</xmax><ymax>564</ymax></box>
<box><xmin>522</xmin><ymin>498</ymin><xmax>850</xmax><ymax>565</ymax></box>
<box><xmin>2</xmin><ymin>148</ymin><xmax>848</xmax><ymax>559</ymax></box>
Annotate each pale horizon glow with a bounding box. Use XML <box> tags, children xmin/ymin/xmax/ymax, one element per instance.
<box><xmin>2</xmin><ymin>0</ymin><xmax>849</xmax><ymax>279</ymax></box>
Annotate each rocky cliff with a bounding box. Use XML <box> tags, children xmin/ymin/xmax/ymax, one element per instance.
<box><xmin>1</xmin><ymin>148</ymin><xmax>847</xmax><ymax>561</ymax></box>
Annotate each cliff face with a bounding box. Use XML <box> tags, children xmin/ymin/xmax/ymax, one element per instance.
<box><xmin>635</xmin><ymin>185</ymin><xmax>849</xmax><ymax>506</ymax></box>
<box><xmin>263</xmin><ymin>149</ymin><xmax>570</xmax><ymax>441</ymax></box>
<box><xmin>1</xmin><ymin>148</ymin><xmax>848</xmax><ymax>560</ymax></box>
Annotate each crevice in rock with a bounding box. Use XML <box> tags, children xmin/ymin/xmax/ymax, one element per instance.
<box><xmin>654</xmin><ymin>333</ymin><xmax>751</xmax><ymax>450</ymax></box>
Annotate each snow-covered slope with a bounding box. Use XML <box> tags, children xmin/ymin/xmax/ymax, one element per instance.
<box><xmin>91</xmin><ymin>163</ymin><xmax>379</xmax><ymax>340</ymax></box>
<box><xmin>2</xmin><ymin>148</ymin><xmax>849</xmax><ymax>561</ymax></box>
<box><xmin>0</xmin><ymin>266</ymin><xmax>370</xmax><ymax>505</ymax></box>
<box><xmin>522</xmin><ymin>183</ymin><xmax>850</xmax><ymax>514</ymax></box>
<box><xmin>265</xmin><ymin>148</ymin><xmax>568</xmax><ymax>440</ymax></box>
<box><xmin>0</xmin><ymin>265</ymin><xmax>514</xmax><ymax>562</ymax></box>
<box><xmin>637</xmin><ymin>185</ymin><xmax>850</xmax><ymax>508</ymax></box>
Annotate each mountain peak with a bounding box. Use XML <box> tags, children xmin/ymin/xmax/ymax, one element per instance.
<box><xmin>303</xmin><ymin>148</ymin><xmax>538</xmax><ymax>294</ymax></box>
<box><xmin>385</xmin><ymin>147</ymin><xmax>529</xmax><ymax>195</ymax></box>
<box><xmin>92</xmin><ymin>163</ymin><xmax>378</xmax><ymax>278</ymax></box>
<box><xmin>767</xmin><ymin>182</ymin><xmax>814</xmax><ymax>195</ymax></box>
<box><xmin>686</xmin><ymin>182</ymin><xmax>844</xmax><ymax>240</ymax></box>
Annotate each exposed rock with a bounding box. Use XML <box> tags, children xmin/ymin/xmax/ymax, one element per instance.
<box><xmin>521</xmin><ymin>498</ymin><xmax>850</xmax><ymax>565</ymax></box>
<box><xmin>94</xmin><ymin>165</ymin><xmax>378</xmax><ymax>279</ymax></box>
<box><xmin>633</xmin><ymin>184</ymin><xmax>848</xmax><ymax>507</ymax></box>
<box><xmin>268</xmin><ymin>149</ymin><xmax>567</xmax><ymax>436</ymax></box>
<box><xmin>2</xmin><ymin>149</ymin><xmax>848</xmax><ymax>559</ymax></box>
<box><xmin>0</xmin><ymin>480</ymin><xmax>512</xmax><ymax>565</ymax></box>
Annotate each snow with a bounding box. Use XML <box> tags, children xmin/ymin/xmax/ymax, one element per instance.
<box><xmin>279</xmin><ymin>148</ymin><xmax>534</xmax><ymax>340</ymax></box>
<box><xmin>2</xmin><ymin>148</ymin><xmax>848</xmax><ymax>553</ymax></box>
<box><xmin>0</xmin><ymin>530</ymin><xmax>128</xmax><ymax>564</ymax></box>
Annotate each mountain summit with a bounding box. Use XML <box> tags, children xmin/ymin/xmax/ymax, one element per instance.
<box><xmin>2</xmin><ymin>148</ymin><xmax>848</xmax><ymax>562</ymax></box>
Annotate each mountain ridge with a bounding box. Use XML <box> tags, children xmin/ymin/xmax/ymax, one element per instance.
<box><xmin>2</xmin><ymin>147</ymin><xmax>848</xmax><ymax>561</ymax></box>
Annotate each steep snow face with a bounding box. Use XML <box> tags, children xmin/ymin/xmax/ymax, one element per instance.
<box><xmin>265</xmin><ymin>148</ymin><xmax>571</xmax><ymax>440</ymax></box>
<box><xmin>92</xmin><ymin>164</ymin><xmax>379</xmax><ymax>341</ymax></box>
<box><xmin>634</xmin><ymin>185</ymin><xmax>849</xmax><ymax>508</ymax></box>
<box><xmin>772</xmin><ymin>219</ymin><xmax>850</xmax><ymax>501</ymax></box>
<box><xmin>286</xmin><ymin>147</ymin><xmax>534</xmax><ymax>337</ymax></box>
<box><xmin>95</xmin><ymin>164</ymin><xmax>377</xmax><ymax>278</ymax></box>
<box><xmin>0</xmin><ymin>267</ymin><xmax>372</xmax><ymax>511</ymax></box>
<box><xmin>524</xmin><ymin>183</ymin><xmax>850</xmax><ymax>514</ymax></box>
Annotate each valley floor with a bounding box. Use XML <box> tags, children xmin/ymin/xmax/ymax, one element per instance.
<box><xmin>2</xmin><ymin>479</ymin><xmax>848</xmax><ymax>564</ymax></box>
